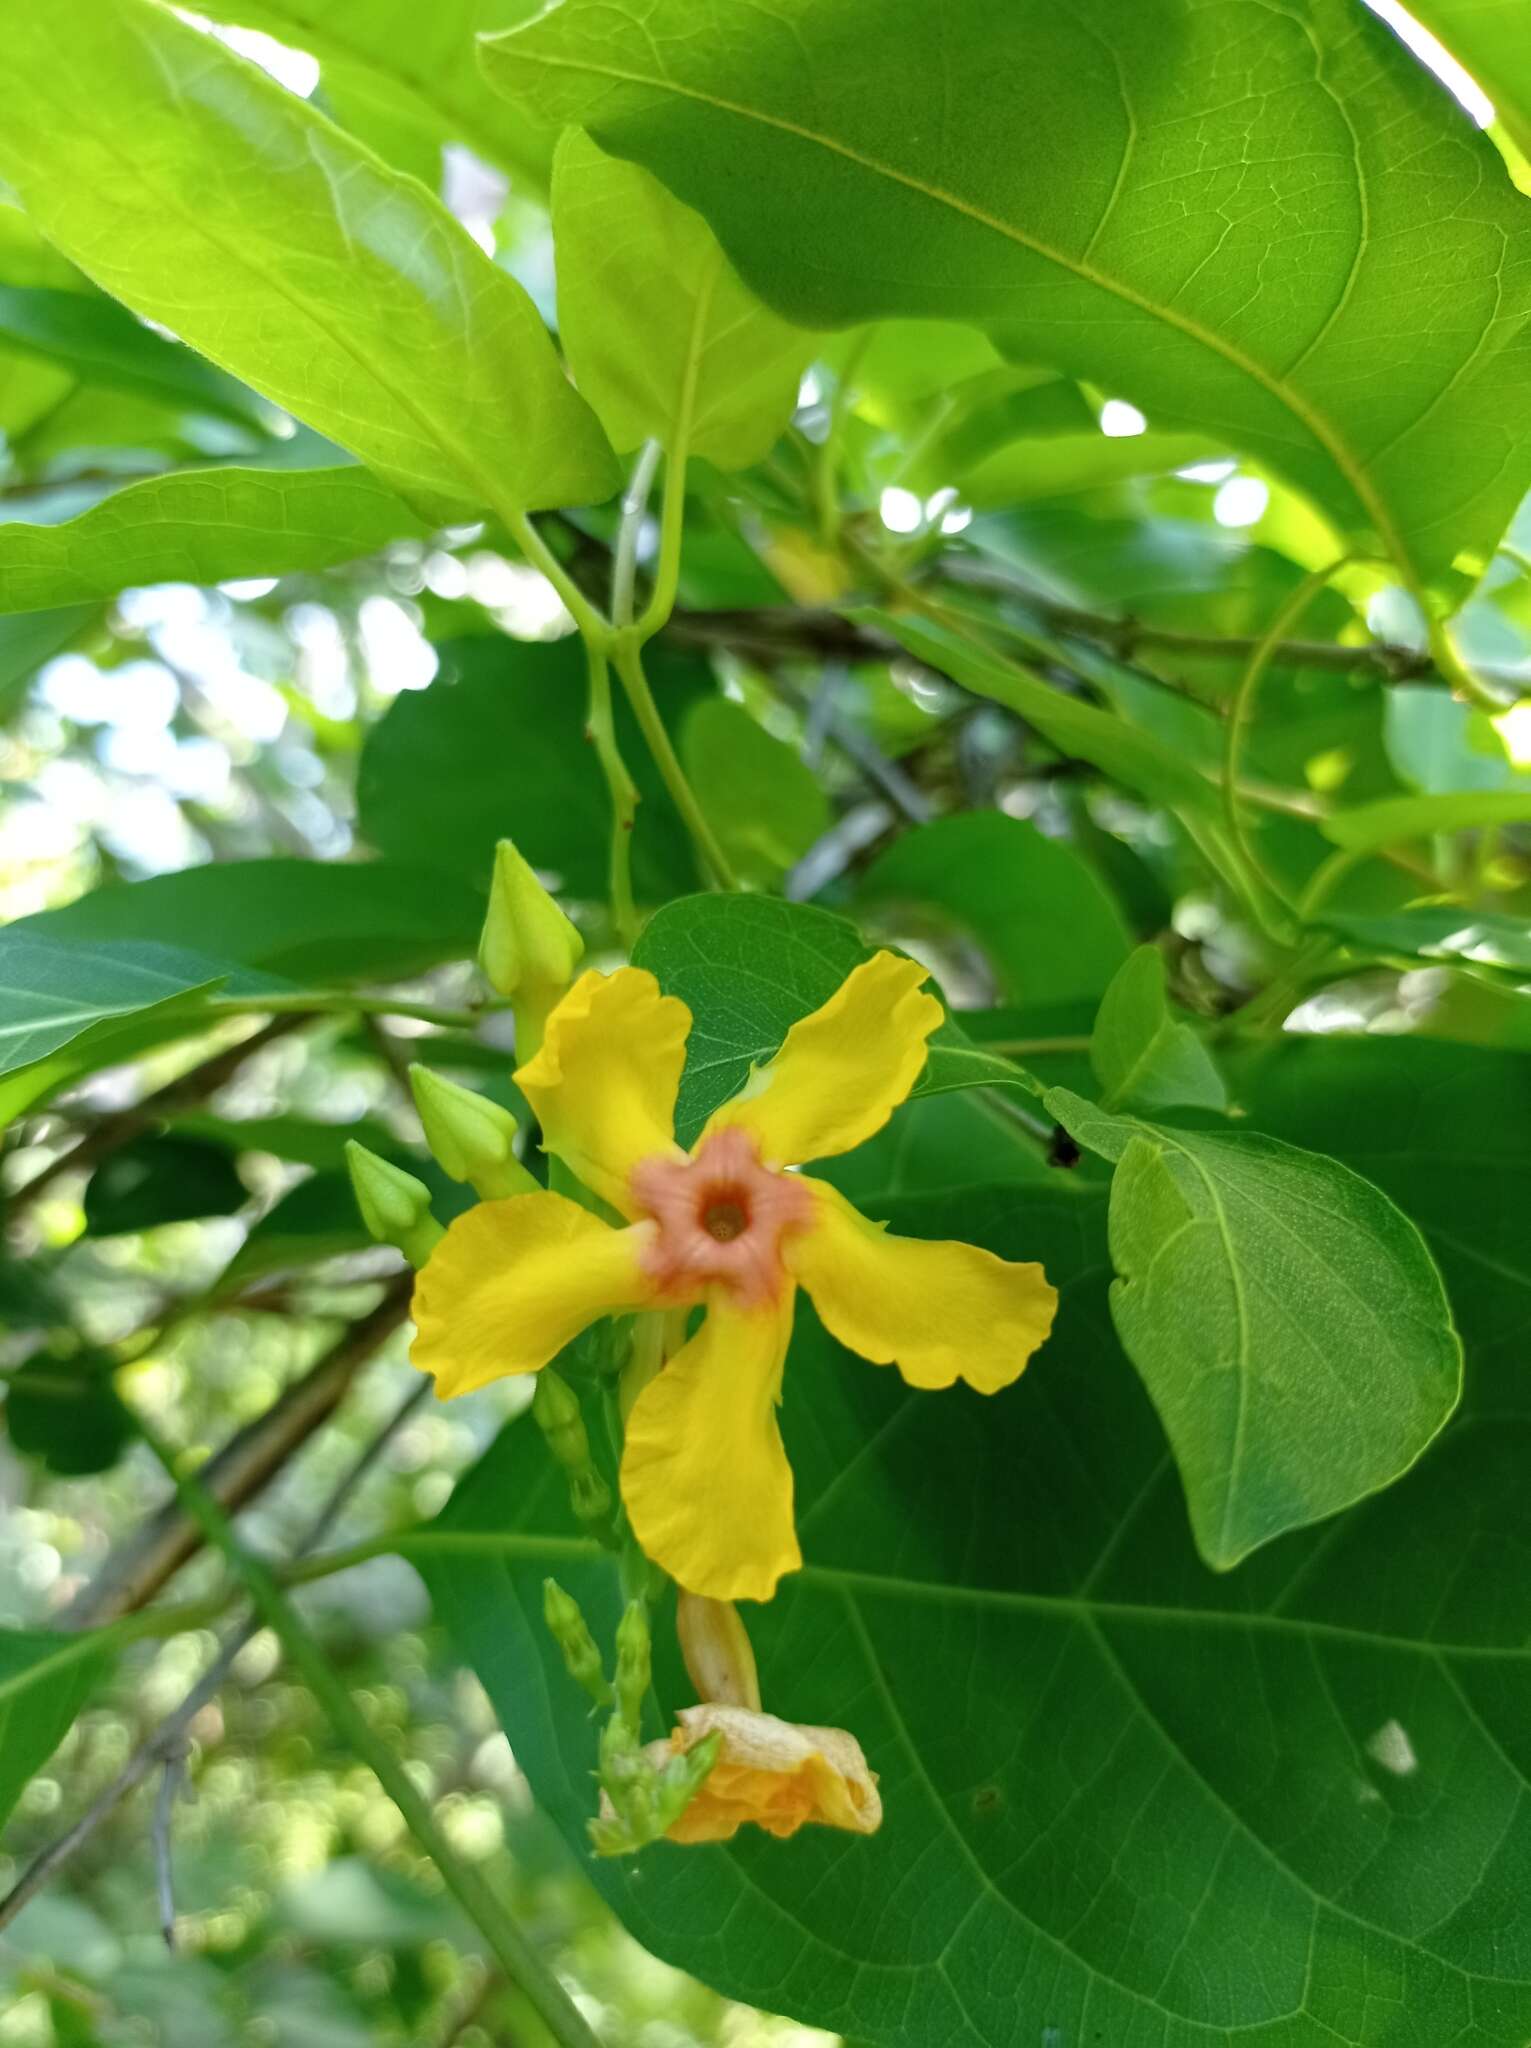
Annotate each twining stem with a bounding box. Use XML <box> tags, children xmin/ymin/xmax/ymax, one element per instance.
<box><xmin>124</xmin><ymin>1411</ymin><xmax>602</xmax><ymax>2048</ymax></box>
<box><xmin>582</xmin><ymin>636</ymin><xmax>640</xmax><ymax>949</ymax></box>
<box><xmin>612</xmin><ymin>634</ymin><xmax>737</xmax><ymax>889</ymax></box>
<box><xmin>1223</xmin><ymin>554</ymin><xmax>1356</xmax><ymax>931</ymax></box>
<box><xmin>633</xmin><ymin>445</ymin><xmax>689</xmax><ymax>644</ymax></box>
<box><xmin>612</xmin><ymin>439</ymin><xmax>662</xmax><ymax>630</ymax></box>
<box><xmin>504</xmin><ymin>507</ymin><xmax>609</xmax><ymax>646</ymax></box>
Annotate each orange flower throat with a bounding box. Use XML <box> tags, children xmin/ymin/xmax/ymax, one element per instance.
<box><xmin>631</xmin><ymin>1127</ymin><xmax>814</xmax><ymax>1310</ymax></box>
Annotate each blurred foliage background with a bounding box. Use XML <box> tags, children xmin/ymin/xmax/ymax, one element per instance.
<box><xmin>4</xmin><ymin>3</ymin><xmax>1531</xmax><ymax>2043</ymax></box>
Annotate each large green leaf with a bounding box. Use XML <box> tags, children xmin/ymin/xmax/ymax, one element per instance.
<box><xmin>1404</xmin><ymin>1</ymin><xmax>1531</xmax><ymax>161</ymax></box>
<box><xmin>552</xmin><ymin>128</ymin><xmax>813</xmax><ymax>465</ymax></box>
<box><xmin>0</xmin><ymin>934</ymin><xmax>229</xmax><ymax>1081</ymax></box>
<box><xmin>414</xmin><ymin>1168</ymin><xmax>1531</xmax><ymax>2047</ymax></box>
<box><xmin>679</xmin><ymin>697</ymin><xmax>829</xmax><ymax>885</ymax></box>
<box><xmin>191</xmin><ymin>0</ymin><xmax>551</xmax><ymax>182</ymax></box>
<box><xmin>0</xmin><ymin>467</ymin><xmax>428</xmax><ymax>613</ymax></box>
<box><xmin>357</xmin><ymin>637</ymin><xmax>704</xmax><ymax>902</ymax></box>
<box><xmin>0</xmin><ymin>283</ymin><xmax>266</xmax><ymax>431</ymax></box>
<box><xmin>16</xmin><ymin>858</ymin><xmax>485</xmax><ymax>983</ymax></box>
<box><xmin>1239</xmin><ymin>1034</ymin><xmax>1531</xmax><ymax>1378</ymax></box>
<box><xmin>484</xmin><ymin>0</ymin><xmax>1531</xmax><ymax>587</ymax></box>
<box><xmin>0</xmin><ymin>1631</ymin><xmax>112</xmax><ymax>1836</ymax></box>
<box><xmin>1046</xmin><ymin>1084</ymin><xmax>1462</xmax><ymax>1568</ymax></box>
<box><xmin>0</xmin><ymin>0</ymin><xmax>617</xmax><ymax>515</ymax></box>
<box><xmin>0</xmin><ymin>606</ymin><xmax>93</xmax><ymax>715</ymax></box>
<box><xmin>1090</xmin><ymin>946</ymin><xmax>1227</xmax><ymax>1113</ymax></box>
<box><xmin>859</xmin><ymin>812</ymin><xmax>1132</xmax><ymax>1009</ymax></box>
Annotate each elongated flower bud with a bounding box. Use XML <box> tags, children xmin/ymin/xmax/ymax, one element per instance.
<box><xmin>478</xmin><ymin>837</ymin><xmax>584</xmax><ymax>1029</ymax></box>
<box><xmin>409</xmin><ymin>1065</ymin><xmax>537</xmax><ymax>1201</ymax></box>
<box><xmin>532</xmin><ymin>1370</ymin><xmax>613</xmax><ymax>1530</ymax></box>
<box><xmin>543</xmin><ymin>1578</ymin><xmax>612</xmax><ymax>1707</ymax></box>
<box><xmin>676</xmin><ymin>1591</ymin><xmax>761</xmax><ymax>1711</ymax></box>
<box><xmin>614</xmin><ymin>1598</ymin><xmax>651</xmax><ymax>1739</ymax></box>
<box><xmin>344</xmin><ymin>1141</ymin><xmax>443</xmax><ymax>1268</ymax></box>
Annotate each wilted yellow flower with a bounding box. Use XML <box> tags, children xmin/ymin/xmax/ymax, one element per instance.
<box><xmin>411</xmin><ymin>951</ymin><xmax>1057</xmax><ymax>1601</ymax></box>
<box><xmin>613</xmin><ymin>1703</ymin><xmax>883</xmax><ymax>1845</ymax></box>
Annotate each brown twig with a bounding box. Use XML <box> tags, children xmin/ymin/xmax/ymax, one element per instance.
<box><xmin>0</xmin><ymin>1372</ymin><xmax>430</xmax><ymax>1934</ymax></box>
<box><xmin>61</xmin><ymin>1275</ymin><xmax>412</xmax><ymax>1628</ymax></box>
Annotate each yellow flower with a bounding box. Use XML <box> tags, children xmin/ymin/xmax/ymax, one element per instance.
<box><xmin>411</xmin><ymin>951</ymin><xmax>1058</xmax><ymax>1601</ymax></box>
<box><xmin>608</xmin><ymin>1703</ymin><xmax>883</xmax><ymax>1845</ymax></box>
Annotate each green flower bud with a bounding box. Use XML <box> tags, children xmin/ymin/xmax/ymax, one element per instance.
<box><xmin>344</xmin><ymin>1142</ymin><xmax>443</xmax><ymax>1268</ymax></box>
<box><xmin>569</xmin><ymin>1466</ymin><xmax>613</xmax><ymax>1527</ymax></box>
<box><xmin>654</xmin><ymin>1729</ymin><xmax>721</xmax><ymax>1833</ymax></box>
<box><xmin>614</xmin><ymin>1598</ymin><xmax>651</xmax><ymax>1739</ymax></box>
<box><xmin>478</xmin><ymin>837</ymin><xmax>584</xmax><ymax>1015</ymax></box>
<box><xmin>533</xmin><ymin>1371</ymin><xmax>613</xmax><ymax>1534</ymax></box>
<box><xmin>409</xmin><ymin>1065</ymin><xmax>537</xmax><ymax>1201</ymax></box>
<box><xmin>542</xmin><ymin>1578</ymin><xmax>612</xmax><ymax>1708</ymax></box>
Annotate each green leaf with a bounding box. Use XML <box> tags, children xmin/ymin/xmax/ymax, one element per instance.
<box><xmin>859</xmin><ymin>812</ymin><xmax>1132</xmax><ymax>1007</ymax></box>
<box><xmin>6</xmin><ymin>1354</ymin><xmax>135</xmax><ymax>1477</ymax></box>
<box><xmin>1090</xmin><ymin>946</ymin><xmax>1227</xmax><ymax>1113</ymax></box>
<box><xmin>0</xmin><ymin>606</ymin><xmax>93</xmax><ymax>715</ymax></box>
<box><xmin>0</xmin><ymin>1630</ymin><xmax>112</xmax><ymax>1835</ymax></box>
<box><xmin>415</xmin><ymin>1174</ymin><xmax>1531</xmax><ymax>2048</ymax></box>
<box><xmin>0</xmin><ymin>467</ymin><xmax>429</xmax><ymax>614</ymax></box>
<box><xmin>1403</xmin><ymin>1</ymin><xmax>1531</xmax><ymax>161</ymax></box>
<box><xmin>1320</xmin><ymin>788</ymin><xmax>1531</xmax><ymax>850</ymax></box>
<box><xmin>191</xmin><ymin>0</ymin><xmax>553</xmax><ymax>184</ymax></box>
<box><xmin>173</xmin><ymin>1111</ymin><xmax>403</xmax><ymax>1175</ymax></box>
<box><xmin>0</xmin><ymin>282</ymin><xmax>267</xmax><ymax>431</ymax></box>
<box><xmin>864</xmin><ymin>609</ymin><xmax>1224</xmax><ymax>819</ymax></box>
<box><xmin>17</xmin><ymin>858</ymin><xmax>486</xmax><ymax>983</ymax></box>
<box><xmin>0</xmin><ymin>0</ymin><xmax>617</xmax><ymax>515</ymax></box>
<box><xmin>1047</xmin><ymin>1084</ymin><xmax>1462</xmax><ymax>1568</ymax></box>
<box><xmin>215</xmin><ymin>1171</ymin><xmax>373</xmax><ymax>1293</ymax></box>
<box><xmin>0</xmin><ymin>934</ymin><xmax>229</xmax><ymax>1081</ymax></box>
<box><xmin>552</xmin><ymin>128</ymin><xmax>813</xmax><ymax>465</ymax></box>
<box><xmin>357</xmin><ymin>637</ymin><xmax>704</xmax><ymax>902</ymax></box>
<box><xmin>1324</xmin><ymin>903</ymin><xmax>1531</xmax><ymax>975</ymax></box>
<box><xmin>83</xmin><ymin>1135</ymin><xmax>247</xmax><ymax>1237</ymax></box>
<box><xmin>679</xmin><ymin>697</ymin><xmax>829</xmax><ymax>884</ymax></box>
<box><xmin>632</xmin><ymin>893</ymin><xmax>867</xmax><ymax>1141</ymax></box>
<box><xmin>483</xmin><ymin>0</ymin><xmax>1531</xmax><ymax>587</ymax></box>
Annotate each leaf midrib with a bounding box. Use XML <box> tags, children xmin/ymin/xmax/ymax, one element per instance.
<box><xmin>501</xmin><ymin>44</ymin><xmax>1412</xmax><ymax>575</ymax></box>
<box><xmin>392</xmin><ymin>1526</ymin><xmax>1530</xmax><ymax>1664</ymax></box>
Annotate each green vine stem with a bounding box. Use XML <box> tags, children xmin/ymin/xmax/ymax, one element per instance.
<box><xmin>123</xmin><ymin>1408</ymin><xmax>603</xmax><ymax>2048</ymax></box>
<box><xmin>611</xmin><ymin>439</ymin><xmax>662</xmax><ymax>631</ymax></box>
<box><xmin>612</xmin><ymin>633</ymin><xmax>737</xmax><ymax>889</ymax></box>
<box><xmin>1222</xmin><ymin>553</ymin><xmax>1356</xmax><ymax>931</ymax></box>
<box><xmin>584</xmin><ymin>636</ymin><xmax>641</xmax><ymax>947</ymax></box>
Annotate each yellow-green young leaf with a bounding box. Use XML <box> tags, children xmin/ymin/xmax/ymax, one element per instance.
<box><xmin>1048</xmin><ymin>1086</ymin><xmax>1462</xmax><ymax>1570</ymax></box>
<box><xmin>552</xmin><ymin>128</ymin><xmax>814</xmax><ymax>465</ymax></box>
<box><xmin>680</xmin><ymin>698</ymin><xmax>828</xmax><ymax>883</ymax></box>
<box><xmin>485</xmin><ymin>0</ymin><xmax>1531</xmax><ymax>590</ymax></box>
<box><xmin>0</xmin><ymin>0</ymin><xmax>618</xmax><ymax>517</ymax></box>
<box><xmin>1091</xmin><ymin>946</ymin><xmax>1227</xmax><ymax>1114</ymax></box>
<box><xmin>189</xmin><ymin>0</ymin><xmax>552</xmax><ymax>184</ymax></box>
<box><xmin>0</xmin><ymin>466</ymin><xmax>429</xmax><ymax>614</ymax></box>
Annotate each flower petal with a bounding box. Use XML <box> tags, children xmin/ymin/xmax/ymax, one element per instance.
<box><xmin>789</xmin><ymin>1178</ymin><xmax>1057</xmax><ymax>1392</ymax></box>
<box><xmin>412</xmin><ymin>1191</ymin><xmax>654</xmax><ymax>1398</ymax></box>
<box><xmin>621</xmin><ymin>1293</ymin><xmax>799</xmax><ymax>1601</ymax></box>
<box><xmin>516</xmin><ymin>967</ymin><xmax>690</xmax><ymax>1217</ymax></box>
<box><xmin>702</xmin><ymin>951</ymin><xmax>941</xmax><ymax>1166</ymax></box>
<box><xmin>659</xmin><ymin>1704</ymin><xmax>882</xmax><ymax>1843</ymax></box>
